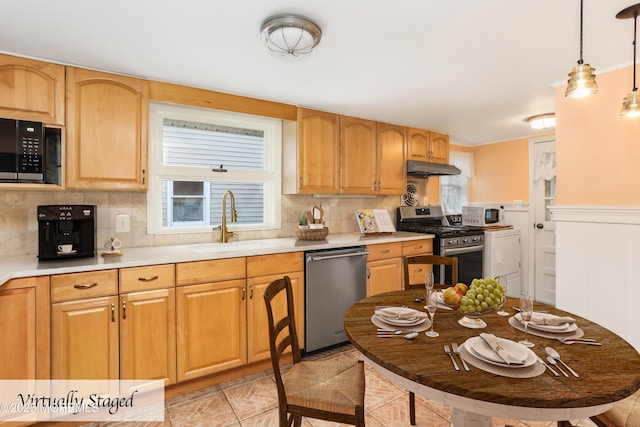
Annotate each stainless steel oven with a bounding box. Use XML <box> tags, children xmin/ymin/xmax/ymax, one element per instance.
<box><xmin>397</xmin><ymin>205</ymin><xmax>484</xmax><ymax>285</ymax></box>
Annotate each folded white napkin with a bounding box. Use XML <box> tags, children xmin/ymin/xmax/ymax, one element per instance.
<box><xmin>479</xmin><ymin>333</ymin><xmax>525</xmax><ymax>365</ymax></box>
<box><xmin>375</xmin><ymin>307</ymin><xmax>428</xmax><ymax>319</ymax></box>
<box><xmin>529</xmin><ymin>315</ymin><xmax>576</xmax><ymax>326</ymax></box>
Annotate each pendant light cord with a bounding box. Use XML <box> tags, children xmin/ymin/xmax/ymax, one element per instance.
<box><xmin>578</xmin><ymin>0</ymin><xmax>584</xmax><ymax>64</ymax></box>
<box><xmin>633</xmin><ymin>10</ymin><xmax>637</xmax><ymax>91</ymax></box>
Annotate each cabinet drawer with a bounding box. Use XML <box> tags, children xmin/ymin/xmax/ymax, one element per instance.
<box><xmin>247</xmin><ymin>252</ymin><xmax>303</xmax><ymax>277</ymax></box>
<box><xmin>407</xmin><ymin>263</ymin><xmax>433</xmax><ymax>288</ymax></box>
<box><xmin>402</xmin><ymin>239</ymin><xmax>433</xmax><ymax>256</ymax></box>
<box><xmin>51</xmin><ymin>270</ymin><xmax>118</xmax><ymax>302</ymax></box>
<box><xmin>176</xmin><ymin>258</ymin><xmax>246</xmax><ymax>286</ymax></box>
<box><xmin>120</xmin><ymin>264</ymin><xmax>175</xmax><ymax>293</ymax></box>
<box><xmin>366</xmin><ymin>243</ymin><xmax>401</xmax><ymax>261</ymax></box>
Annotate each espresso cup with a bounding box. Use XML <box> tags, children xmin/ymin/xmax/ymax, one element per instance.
<box><xmin>111</xmin><ymin>238</ymin><xmax>122</xmax><ymax>250</ymax></box>
<box><xmin>58</xmin><ymin>244</ymin><xmax>73</xmax><ymax>253</ymax></box>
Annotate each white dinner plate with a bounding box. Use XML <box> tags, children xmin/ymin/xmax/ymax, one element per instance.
<box><xmin>374</xmin><ymin>315</ymin><xmax>427</xmax><ymax>327</ymax></box>
<box><xmin>515</xmin><ymin>312</ymin><xmax>576</xmax><ymax>333</ymax></box>
<box><xmin>467</xmin><ymin>336</ymin><xmax>536</xmax><ymax>368</ymax></box>
<box><xmin>375</xmin><ymin>307</ymin><xmax>419</xmax><ymax>318</ymax></box>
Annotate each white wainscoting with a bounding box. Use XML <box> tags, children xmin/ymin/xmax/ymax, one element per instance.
<box><xmin>552</xmin><ymin>206</ymin><xmax>640</xmax><ymax>352</ymax></box>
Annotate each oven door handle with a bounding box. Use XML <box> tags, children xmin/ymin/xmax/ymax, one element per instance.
<box><xmin>441</xmin><ymin>245</ymin><xmax>484</xmax><ymax>256</ymax></box>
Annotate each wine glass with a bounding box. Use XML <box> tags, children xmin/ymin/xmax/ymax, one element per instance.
<box><xmin>424</xmin><ymin>271</ymin><xmax>434</xmax><ymax>301</ymax></box>
<box><xmin>518</xmin><ymin>294</ymin><xmax>535</xmax><ymax>347</ymax></box>
<box><xmin>496</xmin><ymin>276</ymin><xmax>509</xmax><ymax>316</ymax></box>
<box><xmin>425</xmin><ymin>289</ymin><xmax>439</xmax><ymax>337</ymax></box>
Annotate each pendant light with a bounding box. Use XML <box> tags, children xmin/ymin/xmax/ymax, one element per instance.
<box><xmin>565</xmin><ymin>0</ymin><xmax>599</xmax><ymax>98</ymax></box>
<box><xmin>617</xmin><ymin>3</ymin><xmax>640</xmax><ymax>118</ymax></box>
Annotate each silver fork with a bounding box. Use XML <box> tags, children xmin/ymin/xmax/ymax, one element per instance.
<box><xmin>451</xmin><ymin>343</ymin><xmax>470</xmax><ymax>371</ymax></box>
<box><xmin>444</xmin><ymin>345</ymin><xmax>459</xmax><ymax>371</ymax></box>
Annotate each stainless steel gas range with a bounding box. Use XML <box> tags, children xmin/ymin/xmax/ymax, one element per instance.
<box><xmin>396</xmin><ymin>205</ymin><xmax>484</xmax><ymax>285</ymax></box>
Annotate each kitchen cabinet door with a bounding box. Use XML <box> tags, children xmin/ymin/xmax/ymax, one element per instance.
<box><xmin>367</xmin><ymin>258</ymin><xmax>403</xmax><ymax>297</ymax></box>
<box><xmin>51</xmin><ymin>296</ymin><xmax>120</xmax><ymax>382</ymax></box>
<box><xmin>407</xmin><ymin>128</ymin><xmax>429</xmax><ymax>162</ymax></box>
<box><xmin>120</xmin><ymin>288</ymin><xmax>176</xmax><ymax>386</ymax></box>
<box><xmin>296</xmin><ymin>108</ymin><xmax>340</xmax><ymax>194</ymax></box>
<box><xmin>429</xmin><ymin>132</ymin><xmax>450</xmax><ymax>164</ymax></box>
<box><xmin>402</xmin><ymin>239</ymin><xmax>434</xmax><ymax>288</ymax></box>
<box><xmin>246</xmin><ymin>271</ymin><xmax>304</xmax><ymax>363</ymax></box>
<box><xmin>0</xmin><ymin>277</ymin><xmax>50</xmax><ymax>379</ymax></box>
<box><xmin>340</xmin><ymin>115</ymin><xmax>377</xmax><ymax>194</ymax></box>
<box><xmin>0</xmin><ymin>53</ymin><xmax>65</xmax><ymax>125</ymax></box>
<box><xmin>376</xmin><ymin>122</ymin><xmax>406</xmax><ymax>195</ymax></box>
<box><xmin>176</xmin><ymin>279</ymin><xmax>247</xmax><ymax>382</ymax></box>
<box><xmin>66</xmin><ymin>67</ymin><xmax>148</xmax><ymax>190</ymax></box>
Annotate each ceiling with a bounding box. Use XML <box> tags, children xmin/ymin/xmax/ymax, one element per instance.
<box><xmin>0</xmin><ymin>0</ymin><xmax>636</xmax><ymax>145</ymax></box>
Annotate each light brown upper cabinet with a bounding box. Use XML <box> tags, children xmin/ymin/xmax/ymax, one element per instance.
<box><xmin>429</xmin><ymin>132</ymin><xmax>450</xmax><ymax>164</ymax></box>
<box><xmin>295</xmin><ymin>108</ymin><xmax>340</xmax><ymax>194</ymax></box>
<box><xmin>66</xmin><ymin>67</ymin><xmax>149</xmax><ymax>190</ymax></box>
<box><xmin>407</xmin><ymin>128</ymin><xmax>450</xmax><ymax>164</ymax></box>
<box><xmin>376</xmin><ymin>123</ymin><xmax>406</xmax><ymax>194</ymax></box>
<box><xmin>0</xmin><ymin>54</ymin><xmax>65</xmax><ymax>125</ymax></box>
<box><xmin>340</xmin><ymin>116</ymin><xmax>377</xmax><ymax>194</ymax></box>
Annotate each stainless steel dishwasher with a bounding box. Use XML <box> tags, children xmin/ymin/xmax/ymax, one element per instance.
<box><xmin>304</xmin><ymin>246</ymin><xmax>368</xmax><ymax>353</ymax></box>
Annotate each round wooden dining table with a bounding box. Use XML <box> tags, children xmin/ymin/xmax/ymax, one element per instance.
<box><xmin>343</xmin><ymin>290</ymin><xmax>640</xmax><ymax>427</ymax></box>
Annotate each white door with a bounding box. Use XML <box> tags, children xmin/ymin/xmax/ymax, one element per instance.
<box><xmin>530</xmin><ymin>138</ymin><xmax>556</xmax><ymax>304</ymax></box>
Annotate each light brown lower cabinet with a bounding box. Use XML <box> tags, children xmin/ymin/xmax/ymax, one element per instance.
<box><xmin>0</xmin><ymin>276</ymin><xmax>50</xmax><ymax>380</ymax></box>
<box><xmin>366</xmin><ymin>243</ymin><xmax>403</xmax><ymax>296</ymax></box>
<box><xmin>247</xmin><ymin>271</ymin><xmax>304</xmax><ymax>363</ymax></box>
<box><xmin>120</xmin><ymin>288</ymin><xmax>176</xmax><ymax>385</ymax></box>
<box><xmin>176</xmin><ymin>279</ymin><xmax>248</xmax><ymax>382</ymax></box>
<box><xmin>51</xmin><ymin>266</ymin><xmax>177</xmax><ymax>390</ymax></box>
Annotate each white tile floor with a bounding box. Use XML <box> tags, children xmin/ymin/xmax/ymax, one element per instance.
<box><xmin>81</xmin><ymin>344</ymin><xmax>600</xmax><ymax>427</ymax></box>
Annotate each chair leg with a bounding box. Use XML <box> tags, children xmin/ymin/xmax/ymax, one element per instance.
<box><xmin>293</xmin><ymin>415</ymin><xmax>302</xmax><ymax>427</ymax></box>
<box><xmin>557</xmin><ymin>421</ymin><xmax>573</xmax><ymax>427</ymax></box>
<box><xmin>409</xmin><ymin>391</ymin><xmax>416</xmax><ymax>425</ymax></box>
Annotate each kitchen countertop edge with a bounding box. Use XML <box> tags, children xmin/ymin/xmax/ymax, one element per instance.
<box><xmin>0</xmin><ymin>232</ymin><xmax>432</xmax><ymax>286</ymax></box>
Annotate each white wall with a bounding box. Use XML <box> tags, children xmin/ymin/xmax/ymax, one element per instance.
<box><xmin>553</xmin><ymin>206</ymin><xmax>640</xmax><ymax>352</ymax></box>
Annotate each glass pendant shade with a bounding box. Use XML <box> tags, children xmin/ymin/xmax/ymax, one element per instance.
<box><xmin>565</xmin><ymin>62</ymin><xmax>599</xmax><ymax>98</ymax></box>
<box><xmin>261</xmin><ymin>15</ymin><xmax>321</xmax><ymax>56</ymax></box>
<box><xmin>565</xmin><ymin>0</ymin><xmax>598</xmax><ymax>98</ymax></box>
<box><xmin>621</xmin><ymin>89</ymin><xmax>640</xmax><ymax>117</ymax></box>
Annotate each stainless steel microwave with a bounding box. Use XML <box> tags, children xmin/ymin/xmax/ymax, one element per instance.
<box><xmin>461</xmin><ymin>206</ymin><xmax>505</xmax><ymax>227</ymax></box>
<box><xmin>0</xmin><ymin>118</ymin><xmax>61</xmax><ymax>184</ymax></box>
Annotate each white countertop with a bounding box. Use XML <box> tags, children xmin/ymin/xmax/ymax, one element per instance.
<box><xmin>0</xmin><ymin>232</ymin><xmax>432</xmax><ymax>286</ymax></box>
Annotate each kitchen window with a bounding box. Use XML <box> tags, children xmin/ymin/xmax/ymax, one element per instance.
<box><xmin>147</xmin><ymin>102</ymin><xmax>282</xmax><ymax>234</ymax></box>
<box><xmin>440</xmin><ymin>150</ymin><xmax>473</xmax><ymax>215</ymax></box>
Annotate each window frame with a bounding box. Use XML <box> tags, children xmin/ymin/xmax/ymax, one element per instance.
<box><xmin>147</xmin><ymin>102</ymin><xmax>282</xmax><ymax>235</ymax></box>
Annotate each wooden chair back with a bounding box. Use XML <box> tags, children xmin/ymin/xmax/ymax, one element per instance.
<box><xmin>403</xmin><ymin>255</ymin><xmax>459</xmax><ymax>289</ymax></box>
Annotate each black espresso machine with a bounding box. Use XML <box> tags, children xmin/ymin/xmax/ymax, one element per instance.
<box><xmin>37</xmin><ymin>205</ymin><xmax>96</xmax><ymax>260</ymax></box>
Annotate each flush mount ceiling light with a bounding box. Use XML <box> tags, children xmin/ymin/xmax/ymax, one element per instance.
<box><xmin>526</xmin><ymin>113</ymin><xmax>556</xmax><ymax>130</ymax></box>
<box><xmin>565</xmin><ymin>0</ymin><xmax>599</xmax><ymax>98</ymax></box>
<box><xmin>260</xmin><ymin>15</ymin><xmax>322</xmax><ymax>56</ymax></box>
<box><xmin>617</xmin><ymin>3</ymin><xmax>640</xmax><ymax>118</ymax></box>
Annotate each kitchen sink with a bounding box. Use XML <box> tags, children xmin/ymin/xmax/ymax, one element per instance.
<box><xmin>187</xmin><ymin>241</ymin><xmax>272</xmax><ymax>254</ymax></box>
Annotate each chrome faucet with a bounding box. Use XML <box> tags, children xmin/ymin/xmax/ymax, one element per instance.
<box><xmin>219</xmin><ymin>190</ymin><xmax>237</xmax><ymax>243</ymax></box>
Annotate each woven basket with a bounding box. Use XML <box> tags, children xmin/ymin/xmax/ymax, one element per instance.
<box><xmin>296</xmin><ymin>226</ymin><xmax>329</xmax><ymax>241</ymax></box>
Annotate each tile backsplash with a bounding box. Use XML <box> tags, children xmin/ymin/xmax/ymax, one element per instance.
<box><xmin>0</xmin><ymin>190</ymin><xmax>402</xmax><ymax>258</ymax></box>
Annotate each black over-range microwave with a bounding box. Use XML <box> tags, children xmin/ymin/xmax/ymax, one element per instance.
<box><xmin>0</xmin><ymin>118</ymin><xmax>61</xmax><ymax>184</ymax></box>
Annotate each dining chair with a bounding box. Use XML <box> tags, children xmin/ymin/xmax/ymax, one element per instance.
<box><xmin>403</xmin><ymin>254</ymin><xmax>458</xmax><ymax>425</ymax></box>
<box><xmin>589</xmin><ymin>388</ymin><xmax>640</xmax><ymax>427</ymax></box>
<box><xmin>263</xmin><ymin>276</ymin><xmax>366</xmax><ymax>427</ymax></box>
<box><xmin>403</xmin><ymin>254</ymin><xmax>459</xmax><ymax>290</ymax></box>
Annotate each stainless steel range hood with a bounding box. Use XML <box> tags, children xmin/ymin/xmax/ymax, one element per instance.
<box><xmin>407</xmin><ymin>160</ymin><xmax>461</xmax><ymax>177</ymax></box>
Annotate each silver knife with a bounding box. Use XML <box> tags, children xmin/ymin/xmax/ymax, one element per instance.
<box><xmin>537</xmin><ymin>356</ymin><xmax>559</xmax><ymax>376</ymax></box>
<box><xmin>451</xmin><ymin>343</ymin><xmax>470</xmax><ymax>371</ymax></box>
